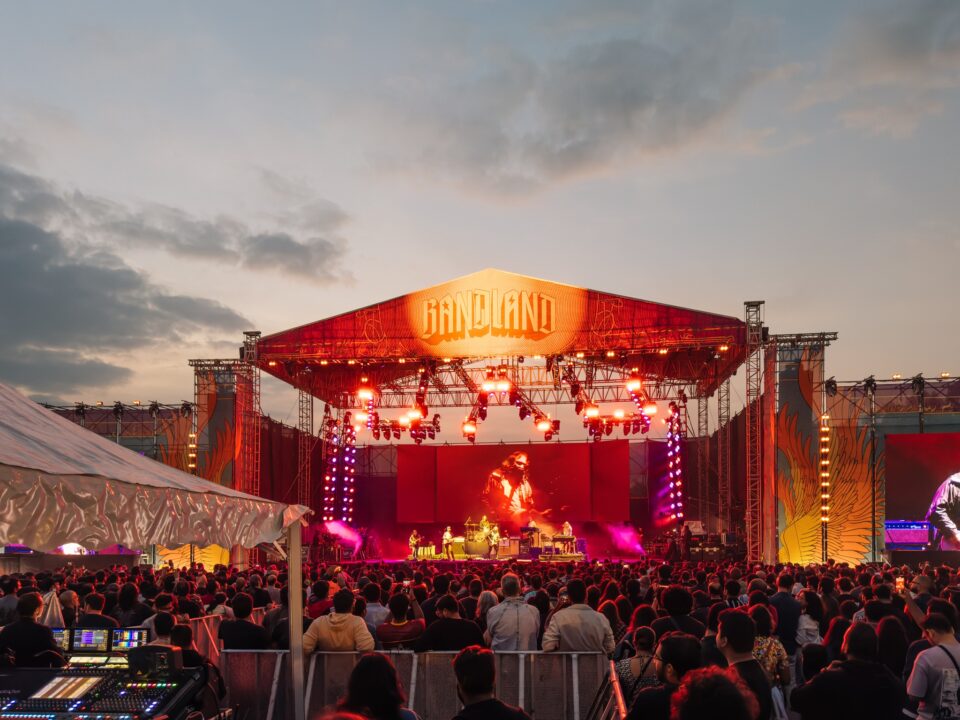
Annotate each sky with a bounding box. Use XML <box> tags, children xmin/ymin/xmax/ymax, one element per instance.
<box><xmin>0</xmin><ymin>0</ymin><xmax>958</xmax><ymax>432</ymax></box>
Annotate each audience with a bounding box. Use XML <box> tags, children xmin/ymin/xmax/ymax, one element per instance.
<box><xmin>627</xmin><ymin>631</ymin><xmax>701</xmax><ymax>720</ymax></box>
<box><xmin>542</xmin><ymin>579</ymin><xmax>615</xmax><ymax>653</ymax></box>
<box><xmin>717</xmin><ymin>608</ymin><xmax>771</xmax><ymax>720</ymax></box>
<box><xmin>217</xmin><ymin>592</ymin><xmax>270</xmax><ymax>650</ymax></box>
<box><xmin>337</xmin><ymin>652</ymin><xmax>420</xmax><ymax>720</ymax></box>
<box><xmin>670</xmin><ymin>666</ymin><xmax>759</xmax><ymax>720</ymax></box>
<box><xmin>413</xmin><ymin>594</ymin><xmax>484</xmax><ymax>652</ymax></box>
<box><xmin>484</xmin><ymin>573</ymin><xmax>540</xmax><ymax>651</ymax></box>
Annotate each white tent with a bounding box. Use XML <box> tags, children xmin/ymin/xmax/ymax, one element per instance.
<box><xmin>0</xmin><ymin>382</ymin><xmax>309</xmax><ymax>551</ymax></box>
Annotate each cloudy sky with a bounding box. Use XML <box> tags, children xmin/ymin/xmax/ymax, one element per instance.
<box><xmin>0</xmin><ymin>0</ymin><xmax>958</xmax><ymax>426</ymax></box>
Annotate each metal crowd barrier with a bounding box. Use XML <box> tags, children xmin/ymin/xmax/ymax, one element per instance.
<box><xmin>585</xmin><ymin>661</ymin><xmax>628</xmax><ymax>720</ymax></box>
<box><xmin>186</xmin><ymin>607</ymin><xmax>266</xmax><ymax>668</ymax></box>
<box><xmin>219</xmin><ymin>650</ymin><xmax>609</xmax><ymax>720</ymax></box>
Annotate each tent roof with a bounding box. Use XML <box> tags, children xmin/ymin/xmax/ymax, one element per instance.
<box><xmin>0</xmin><ymin>382</ymin><xmax>308</xmax><ymax>552</ymax></box>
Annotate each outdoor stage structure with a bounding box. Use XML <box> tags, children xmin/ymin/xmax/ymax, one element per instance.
<box><xmin>42</xmin><ymin>270</ymin><xmax>960</xmax><ymax>564</ymax></box>
<box><xmin>226</xmin><ymin>269</ymin><xmax>784</xmax><ymax>561</ymax></box>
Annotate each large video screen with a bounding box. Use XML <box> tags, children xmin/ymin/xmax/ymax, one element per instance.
<box><xmin>397</xmin><ymin>440</ymin><xmax>629</xmax><ymax>525</ymax></box>
<box><xmin>886</xmin><ymin>433</ymin><xmax>960</xmax><ymax>521</ymax></box>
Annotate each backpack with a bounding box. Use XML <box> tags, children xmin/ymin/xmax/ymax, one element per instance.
<box><xmin>935</xmin><ymin>645</ymin><xmax>960</xmax><ymax>719</ymax></box>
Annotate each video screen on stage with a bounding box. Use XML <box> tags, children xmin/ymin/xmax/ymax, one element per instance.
<box><xmin>397</xmin><ymin>440</ymin><xmax>629</xmax><ymax>525</ymax></box>
<box><xmin>886</xmin><ymin>433</ymin><xmax>960</xmax><ymax>523</ymax></box>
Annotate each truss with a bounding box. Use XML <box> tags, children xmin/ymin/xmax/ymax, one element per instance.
<box><xmin>717</xmin><ymin>379</ymin><xmax>731</xmax><ymax>534</ymax></box>
<box><xmin>744</xmin><ymin>301</ymin><xmax>764</xmax><ymax>562</ymax></box>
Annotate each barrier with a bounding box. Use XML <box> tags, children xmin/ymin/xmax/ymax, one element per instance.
<box><xmin>220</xmin><ymin>650</ymin><xmax>608</xmax><ymax>720</ymax></box>
<box><xmin>187</xmin><ymin>607</ymin><xmax>266</xmax><ymax>668</ymax></box>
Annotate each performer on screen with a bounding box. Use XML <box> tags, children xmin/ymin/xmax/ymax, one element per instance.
<box><xmin>488</xmin><ymin>525</ymin><xmax>500</xmax><ymax>558</ymax></box>
<box><xmin>408</xmin><ymin>530</ymin><xmax>422</xmax><ymax>560</ymax></box>
<box><xmin>927</xmin><ymin>472</ymin><xmax>960</xmax><ymax>550</ymax></box>
<box><xmin>485</xmin><ymin>451</ymin><xmax>534</xmax><ymax>515</ymax></box>
<box><xmin>443</xmin><ymin>526</ymin><xmax>454</xmax><ymax>560</ymax></box>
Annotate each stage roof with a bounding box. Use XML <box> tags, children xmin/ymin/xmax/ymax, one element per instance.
<box><xmin>256</xmin><ymin>269</ymin><xmax>748</xmax><ymax>404</ymax></box>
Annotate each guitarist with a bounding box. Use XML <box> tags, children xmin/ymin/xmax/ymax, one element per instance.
<box><xmin>927</xmin><ymin>472</ymin><xmax>960</xmax><ymax>550</ymax></box>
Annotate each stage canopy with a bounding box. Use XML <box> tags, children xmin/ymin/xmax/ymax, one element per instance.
<box><xmin>255</xmin><ymin>268</ymin><xmax>748</xmax><ymax>407</ymax></box>
<box><xmin>0</xmin><ymin>382</ymin><xmax>309</xmax><ymax>552</ymax></box>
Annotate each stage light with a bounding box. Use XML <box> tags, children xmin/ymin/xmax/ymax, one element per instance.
<box><xmin>355</xmin><ymin>411</ymin><xmax>369</xmax><ymax>423</ymax></box>
<box><xmin>462</xmin><ymin>420</ymin><xmax>477</xmax><ymax>434</ymax></box>
<box><xmin>398</xmin><ymin>415</ymin><xmax>411</xmax><ymax>427</ymax></box>
<box><xmin>96</xmin><ymin>401</ymin><xmax>104</xmax><ymax>406</ymax></box>
<box><xmin>481</xmin><ymin>373</ymin><xmax>496</xmax><ymax>393</ymax></box>
<box><xmin>519</xmin><ymin>406</ymin><xmax>530</xmax><ymax>421</ymax></box>
<box><xmin>112</xmin><ymin>402</ymin><xmax>124</xmax><ymax>420</ymax></box>
<box><xmin>584</xmin><ymin>404</ymin><xmax>600</xmax><ymax>419</ymax></box>
<box><xmin>536</xmin><ymin>416</ymin><xmax>552</xmax><ymax>432</ymax></box>
<box><xmin>267</xmin><ymin>360</ymin><xmax>277</xmax><ymax>367</ymax></box>
<box><xmin>941</xmin><ymin>372</ymin><xmax>951</xmax><ymax>379</ymax></box>
<box><xmin>719</xmin><ymin>345</ymin><xmax>729</xmax><ymax>352</ymax></box>
<box><xmin>658</xmin><ymin>348</ymin><xmax>669</xmax><ymax>355</ymax></box>
<box><xmin>613</xmin><ymin>409</ymin><xmax>625</xmax><ymax>419</ymax></box>
<box><xmin>892</xmin><ymin>373</ymin><xmax>902</xmax><ymax>380</ymax></box>
<box><xmin>372</xmin><ymin>427</ymin><xmax>380</xmax><ymax>440</ymax></box>
<box><xmin>393</xmin><ymin>429</ymin><xmax>401</xmax><ymax>440</ymax></box>
<box><xmin>497</xmin><ymin>379</ymin><xmax>512</xmax><ymax>393</ymax></box>
<box><xmin>605</xmin><ymin>350</ymin><xmax>616</xmax><ymax>358</ymax></box>
<box><xmin>912</xmin><ymin>374</ymin><xmax>925</xmax><ymax>395</ymax></box>
<box><xmin>626</xmin><ymin>377</ymin><xmax>642</xmax><ymax>393</ymax></box>
<box><xmin>643</xmin><ymin>401</ymin><xmax>658</xmax><ymax>416</ymax></box>
<box><xmin>863</xmin><ymin>375</ymin><xmax>877</xmax><ymax>394</ymax></box>
<box><xmin>407</xmin><ymin>407</ymin><xmax>424</xmax><ymax>420</ymax></box>
<box><xmin>357</xmin><ymin>386</ymin><xmax>374</xmax><ymax>401</ymax></box>
<box><xmin>825</xmin><ymin>377</ymin><xmax>838</xmax><ymax>397</ymax></box>
<box><xmin>576</xmin><ymin>352</ymin><xmax>585</xmax><ymax>359</ymax></box>
<box><xmin>478</xmin><ymin>405</ymin><xmax>488</xmax><ymax>421</ymax></box>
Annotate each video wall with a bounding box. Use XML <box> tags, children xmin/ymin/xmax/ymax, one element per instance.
<box><xmin>397</xmin><ymin>440</ymin><xmax>629</xmax><ymax>526</ymax></box>
<box><xmin>886</xmin><ymin>433</ymin><xmax>960</xmax><ymax>521</ymax></box>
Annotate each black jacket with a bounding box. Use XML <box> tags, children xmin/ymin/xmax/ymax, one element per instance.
<box><xmin>791</xmin><ymin>659</ymin><xmax>906</xmax><ymax>720</ymax></box>
<box><xmin>0</xmin><ymin>619</ymin><xmax>67</xmax><ymax>667</ymax></box>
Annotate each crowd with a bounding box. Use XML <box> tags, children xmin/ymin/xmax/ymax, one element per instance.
<box><xmin>2</xmin><ymin>555</ymin><xmax>960</xmax><ymax>719</ymax></box>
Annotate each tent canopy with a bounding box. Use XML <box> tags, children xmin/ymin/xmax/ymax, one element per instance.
<box><xmin>0</xmin><ymin>382</ymin><xmax>309</xmax><ymax>552</ymax></box>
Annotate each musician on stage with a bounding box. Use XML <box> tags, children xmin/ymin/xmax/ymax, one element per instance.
<box><xmin>927</xmin><ymin>471</ymin><xmax>960</xmax><ymax>550</ymax></box>
<box><xmin>488</xmin><ymin>525</ymin><xmax>500</xmax><ymax>559</ymax></box>
<box><xmin>409</xmin><ymin>529</ymin><xmax>422</xmax><ymax>560</ymax></box>
<box><xmin>558</xmin><ymin>521</ymin><xmax>575</xmax><ymax>554</ymax></box>
<box><xmin>443</xmin><ymin>526</ymin><xmax>455</xmax><ymax>560</ymax></box>
<box><xmin>479</xmin><ymin>515</ymin><xmax>491</xmax><ymax>536</ymax></box>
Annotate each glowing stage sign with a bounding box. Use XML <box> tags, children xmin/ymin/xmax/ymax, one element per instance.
<box><xmin>408</xmin><ymin>269</ymin><xmax>587</xmax><ymax>357</ymax></box>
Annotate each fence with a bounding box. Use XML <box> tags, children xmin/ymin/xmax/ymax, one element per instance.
<box><xmin>219</xmin><ymin>650</ymin><xmax>624</xmax><ymax>720</ymax></box>
<box><xmin>186</xmin><ymin>608</ymin><xmax>266</xmax><ymax>668</ymax></box>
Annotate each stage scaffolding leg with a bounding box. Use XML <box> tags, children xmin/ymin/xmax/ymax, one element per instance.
<box><xmin>762</xmin><ymin>341</ymin><xmax>778</xmax><ymax>561</ymax></box>
<box><xmin>697</xmin><ymin>396</ymin><xmax>709</xmax><ymax>530</ymax></box>
<box><xmin>238</xmin><ymin>331</ymin><xmax>262</xmax><ymax>566</ymax></box>
<box><xmin>287</xmin><ymin>522</ymin><xmax>306</xmax><ymax>720</ymax></box>
<box><xmin>717</xmin><ymin>379</ymin><xmax>731</xmax><ymax>535</ymax></box>
<box><xmin>297</xmin><ymin>389</ymin><xmax>314</xmax><ymax>509</ymax></box>
<box><xmin>745</xmin><ymin>301</ymin><xmax>764</xmax><ymax>562</ymax></box>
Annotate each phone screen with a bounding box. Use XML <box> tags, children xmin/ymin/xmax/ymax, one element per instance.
<box><xmin>403</xmin><ymin>580</ymin><xmax>411</xmax><ymax>587</ymax></box>
<box><xmin>895</xmin><ymin>577</ymin><xmax>905</xmax><ymax>593</ymax></box>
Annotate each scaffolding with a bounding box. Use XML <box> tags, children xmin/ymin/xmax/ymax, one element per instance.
<box><xmin>744</xmin><ymin>301</ymin><xmax>764</xmax><ymax>561</ymax></box>
<box><xmin>717</xmin><ymin>379</ymin><xmax>731</xmax><ymax>534</ymax></box>
<box><xmin>236</xmin><ymin>332</ymin><xmax>263</xmax><ymax>498</ymax></box>
<box><xmin>297</xmin><ymin>388</ymin><xmax>314</xmax><ymax>508</ymax></box>
<box><xmin>697</xmin><ymin>395</ymin><xmax>709</xmax><ymax>527</ymax></box>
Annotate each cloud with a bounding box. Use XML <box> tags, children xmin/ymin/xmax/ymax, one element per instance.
<box><xmin>365</xmin><ymin>3</ymin><xmax>771</xmax><ymax>192</ymax></box>
<box><xmin>801</xmin><ymin>0</ymin><xmax>960</xmax><ymax>135</ymax></box>
<box><xmin>0</xmin><ymin>161</ymin><xmax>351</xmax><ymax>282</ymax></box>
<box><xmin>0</xmin><ymin>217</ymin><xmax>250</xmax><ymax>395</ymax></box>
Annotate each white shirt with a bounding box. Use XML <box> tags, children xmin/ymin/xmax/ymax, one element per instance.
<box><xmin>542</xmin><ymin>604</ymin><xmax>615</xmax><ymax>654</ymax></box>
<box><xmin>908</xmin><ymin>642</ymin><xmax>960</xmax><ymax>719</ymax></box>
<box><xmin>485</xmin><ymin>597</ymin><xmax>540</xmax><ymax>651</ymax></box>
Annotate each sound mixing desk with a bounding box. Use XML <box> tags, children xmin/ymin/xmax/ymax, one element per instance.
<box><xmin>0</xmin><ymin>630</ymin><xmax>206</xmax><ymax>720</ymax></box>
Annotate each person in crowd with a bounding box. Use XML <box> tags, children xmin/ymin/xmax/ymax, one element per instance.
<box><xmin>377</xmin><ymin>588</ymin><xmax>425</xmax><ymax>650</ymax></box>
<box><xmin>599</xmin><ymin>600</ymin><xmax>627</xmax><ymax>645</ymax></box>
<box><xmin>627</xmin><ymin>632</ymin><xmax>702</xmax><ymax>720</ymax></box>
<box><xmin>0</xmin><ymin>578</ymin><xmax>20</xmax><ymax>625</ymax></box>
<box><xmin>724</xmin><ymin>580</ymin><xmax>745</xmax><ymax>608</ymax></box>
<box><xmin>217</xmin><ymin>592</ymin><xmax>270</xmax><ymax>650</ymax></box>
<box><xmin>174</xmin><ymin>580</ymin><xmax>204</xmax><ymax>618</ymax></box>
<box><xmin>669</xmin><ymin>666</ymin><xmax>759</xmax><ymax>720</ymax></box>
<box><xmin>0</xmin><ymin>593</ymin><xmax>66</xmax><ymax>667</ymax></box>
<box><xmin>821</xmin><ymin>616</ymin><xmax>851</xmax><ymax>663</ymax></box>
<box><xmin>749</xmin><ymin>605</ymin><xmax>791</xmax><ymax>688</ymax></box>
<box><xmin>700</xmin><ymin>602</ymin><xmax>728</xmax><ymax>668</ymax></box>
<box><xmin>421</xmin><ymin>574</ymin><xmax>453</xmax><ymax>626</ymax></box>
<box><xmin>58</xmin><ymin>590</ymin><xmax>78</xmax><ymax>628</ymax></box>
<box><xmin>265</xmin><ymin>574</ymin><xmax>281</xmax><ymax>606</ymax></box>
<box><xmin>717</xmin><ymin>608</ymin><xmax>772</xmax><ymax>720</ymax></box>
<box><xmin>485</xmin><ymin>573</ymin><xmax>540</xmax><ymax>651</ymax></box>
<box><xmin>799</xmin><ymin>642</ymin><xmax>829</xmax><ymax>681</ymax></box>
<box><xmin>614</xmin><ymin>626</ymin><xmax>659</xmax><ymax>706</ymax></box>
<box><xmin>542</xmin><ymin>579</ymin><xmax>614</xmax><ymax>654</ymax></box>
<box><xmin>413</xmin><ymin>594</ymin><xmax>484</xmax><ymax>652</ymax></box>
<box><xmin>336</xmin><ymin>652</ymin><xmax>421</xmax><ymax>720</ymax></box>
<box><xmin>475</xmin><ymin>590</ymin><xmax>499</xmax><ymax>634</ymax></box>
<box><xmin>303</xmin><ymin>589</ymin><xmax>374</xmax><ymax>654</ymax></box>
<box><xmin>451</xmin><ymin>645</ymin><xmax>531</xmax><ymax>720</ymax></box>
<box><xmin>112</xmin><ymin>582</ymin><xmax>152</xmax><ymax>627</ymax></box>
<box><xmin>206</xmin><ymin>592</ymin><xmax>233</xmax><ymax>618</ymax></box>
<box><xmin>142</xmin><ymin>593</ymin><xmax>175</xmax><ymax>640</ymax></box>
<box><xmin>308</xmin><ymin>580</ymin><xmax>333</xmax><ymax>618</ymax></box>
<box><xmin>148</xmin><ymin>611</ymin><xmax>175</xmax><ymax>645</ymax></box>
<box><xmin>460</xmin><ymin>579</ymin><xmax>483</xmax><ymax>622</ymax></box>
<box><xmin>796</xmin><ymin>590</ymin><xmax>823</xmax><ymax>647</ymax></box>
<box><xmin>76</xmin><ymin>592</ymin><xmax>119</xmax><ymax>628</ymax></box>
<box><xmin>170</xmin><ymin>623</ymin><xmax>207</xmax><ymax>667</ymax></box>
<box><xmin>876</xmin><ymin>615</ymin><xmax>908</xmax><ymax>679</ymax></box>
<box><xmin>792</xmin><ymin>622</ymin><xmax>905</xmax><ymax>720</ymax></box>
<box><xmin>769</xmin><ymin>573</ymin><xmax>801</xmax><ymax>659</ymax></box>
<box><xmin>651</xmin><ymin>585</ymin><xmax>706</xmax><ymax>640</ymax></box>
<box><xmin>363</xmin><ymin>582</ymin><xmax>390</xmax><ymax>630</ymax></box>
<box><xmin>907</xmin><ymin>612</ymin><xmax>960</xmax><ymax>720</ymax></box>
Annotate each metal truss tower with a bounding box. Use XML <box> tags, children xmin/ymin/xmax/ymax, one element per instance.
<box><xmin>717</xmin><ymin>379</ymin><xmax>731</xmax><ymax>534</ymax></box>
<box><xmin>697</xmin><ymin>395</ymin><xmax>709</xmax><ymax>529</ymax></box>
<box><xmin>744</xmin><ymin>301</ymin><xmax>764</xmax><ymax>561</ymax></box>
<box><xmin>238</xmin><ymin>332</ymin><xmax>262</xmax><ymax>498</ymax></box>
<box><xmin>297</xmin><ymin>388</ymin><xmax>314</xmax><ymax>508</ymax></box>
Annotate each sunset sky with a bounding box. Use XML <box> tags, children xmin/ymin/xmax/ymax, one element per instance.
<box><xmin>1</xmin><ymin>1</ymin><xmax>958</xmax><ymax>433</ymax></box>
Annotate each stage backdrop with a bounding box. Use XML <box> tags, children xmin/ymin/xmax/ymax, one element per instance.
<box><xmin>886</xmin><ymin>433</ymin><xmax>960</xmax><ymax>521</ymax></box>
<box><xmin>397</xmin><ymin>441</ymin><xmax>629</xmax><ymax>525</ymax></box>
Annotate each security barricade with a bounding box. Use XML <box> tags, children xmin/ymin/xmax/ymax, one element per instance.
<box><xmin>221</xmin><ymin>650</ymin><xmax>612</xmax><ymax>720</ymax></box>
<box><xmin>186</xmin><ymin>608</ymin><xmax>267</xmax><ymax>668</ymax></box>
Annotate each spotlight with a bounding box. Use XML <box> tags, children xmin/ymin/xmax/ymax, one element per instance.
<box><xmin>496</xmin><ymin>379</ymin><xmax>512</xmax><ymax>393</ymax></box>
<box><xmin>545</xmin><ymin>356</ymin><xmax>554</xmax><ymax>373</ymax></box>
<box><xmin>478</xmin><ymin>405</ymin><xmax>488</xmax><ymax>421</ymax></box>
<box><xmin>584</xmin><ymin>403</ymin><xmax>600</xmax><ymax>419</ymax></box>
<box><xmin>398</xmin><ymin>415</ymin><xmax>410</xmax><ymax>427</ymax></box>
<box><xmin>179</xmin><ymin>402</ymin><xmax>192</xmax><ymax>418</ymax></box>
<box><xmin>357</xmin><ymin>384</ymin><xmax>374</xmax><ymax>401</ymax></box>
<box><xmin>355</xmin><ymin>411</ymin><xmax>369</xmax><ymax>423</ymax></box>
<box><xmin>519</xmin><ymin>406</ymin><xmax>530</xmax><ymax>421</ymax></box>
<box><xmin>535</xmin><ymin>416</ymin><xmax>552</xmax><ymax>432</ymax></box>
<box><xmin>113</xmin><ymin>402</ymin><xmax>124</xmax><ymax>420</ymax></box>
<box><xmin>825</xmin><ymin>377</ymin><xmax>838</xmax><ymax>397</ymax></box>
<box><xmin>393</xmin><ymin>429</ymin><xmax>401</xmax><ymax>440</ymax></box>
<box><xmin>407</xmin><ymin>407</ymin><xmax>424</xmax><ymax>420</ymax></box>
<box><xmin>372</xmin><ymin>427</ymin><xmax>381</xmax><ymax>440</ymax></box>
<box><xmin>626</xmin><ymin>376</ymin><xmax>641</xmax><ymax>393</ymax></box>
<box><xmin>912</xmin><ymin>374</ymin><xmax>925</xmax><ymax>395</ymax></box>
<box><xmin>148</xmin><ymin>401</ymin><xmax>160</xmax><ymax>417</ymax></box>
<box><xmin>613</xmin><ymin>409</ymin><xmax>625</xmax><ymax>419</ymax></box>
<box><xmin>642</xmin><ymin>401</ymin><xmax>658</xmax><ymax>416</ymax></box>
<box><xmin>863</xmin><ymin>375</ymin><xmax>877</xmax><ymax>394</ymax></box>
<box><xmin>462</xmin><ymin>420</ymin><xmax>477</xmax><ymax>435</ymax></box>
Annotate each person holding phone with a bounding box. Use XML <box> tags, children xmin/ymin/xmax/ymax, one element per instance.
<box><xmin>377</xmin><ymin>586</ymin><xmax>425</xmax><ymax>650</ymax></box>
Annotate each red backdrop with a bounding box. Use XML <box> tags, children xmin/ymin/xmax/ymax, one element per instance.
<box><xmin>397</xmin><ymin>441</ymin><xmax>629</xmax><ymax>525</ymax></box>
<box><xmin>886</xmin><ymin>433</ymin><xmax>960</xmax><ymax>520</ymax></box>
